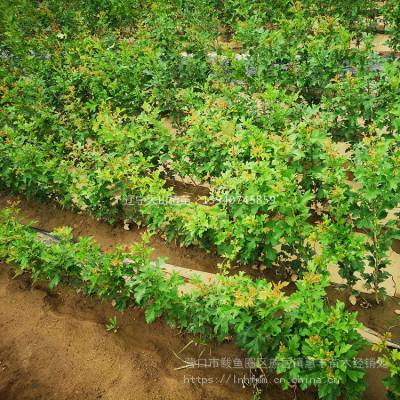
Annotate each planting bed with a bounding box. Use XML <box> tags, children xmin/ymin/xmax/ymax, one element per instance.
<box><xmin>0</xmin><ymin>193</ymin><xmax>399</xmax><ymax>400</ymax></box>
<box><xmin>0</xmin><ymin>194</ymin><xmax>396</xmax><ymax>400</ymax></box>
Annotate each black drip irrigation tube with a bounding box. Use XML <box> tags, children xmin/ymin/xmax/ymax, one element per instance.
<box><xmin>31</xmin><ymin>226</ymin><xmax>78</xmax><ymax>244</ymax></box>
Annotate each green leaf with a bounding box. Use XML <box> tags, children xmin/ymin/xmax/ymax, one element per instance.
<box><xmin>49</xmin><ymin>274</ymin><xmax>61</xmax><ymax>289</ymax></box>
<box><xmin>347</xmin><ymin>369</ymin><xmax>364</xmax><ymax>382</ymax></box>
<box><xmin>145</xmin><ymin>308</ymin><xmax>156</xmax><ymax>323</ymax></box>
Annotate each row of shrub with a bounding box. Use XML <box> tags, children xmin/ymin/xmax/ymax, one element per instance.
<box><xmin>2</xmin><ymin>1</ymin><xmax>400</xmax><ymax>130</ymax></box>
<box><xmin>2</xmin><ymin>95</ymin><xmax>400</xmax><ymax>302</ymax></box>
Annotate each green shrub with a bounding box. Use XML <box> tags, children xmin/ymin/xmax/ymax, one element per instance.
<box><xmin>373</xmin><ymin>337</ymin><xmax>400</xmax><ymax>399</ymax></box>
